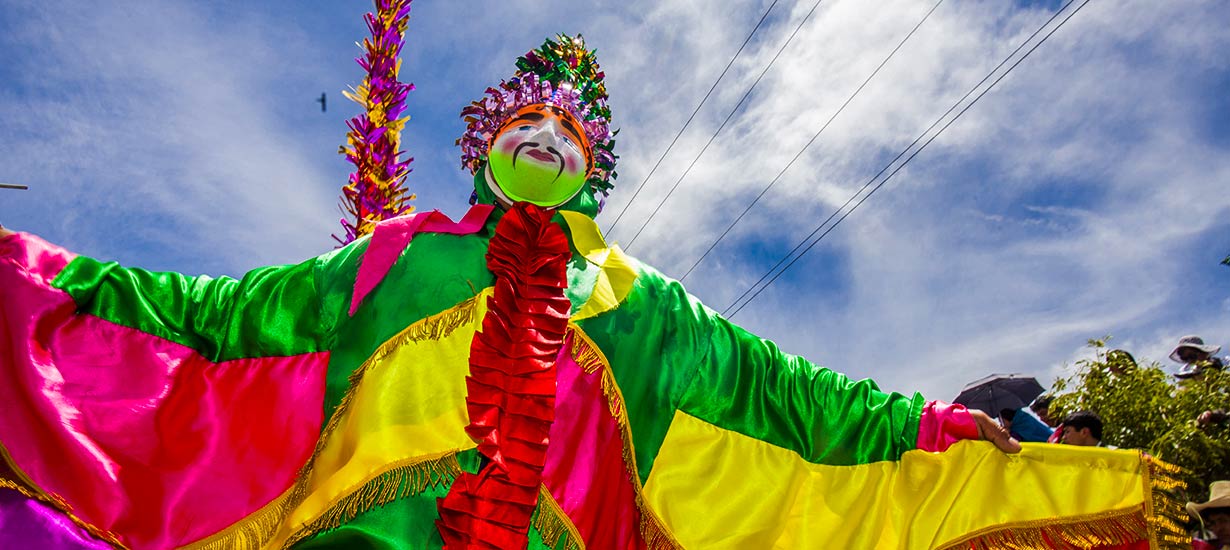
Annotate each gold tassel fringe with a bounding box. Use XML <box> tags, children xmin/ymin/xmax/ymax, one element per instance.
<box><xmin>181</xmin><ymin>488</ymin><xmax>292</xmax><ymax>550</ymax></box>
<box><xmin>186</xmin><ymin>296</ymin><xmax>482</xmax><ymax>550</ymax></box>
<box><xmin>568</xmin><ymin>327</ymin><xmax>605</xmax><ymax>375</ymax></box>
<box><xmin>1144</xmin><ymin>456</ymin><xmax>1191</xmax><ymax>550</ymax></box>
<box><xmin>568</xmin><ymin>326</ymin><xmax>684</xmax><ymax>550</ymax></box>
<box><xmin>281</xmin><ymin>453</ymin><xmax>464</xmax><ymax>548</ymax></box>
<box><xmin>938</xmin><ymin>453</ymin><xmax>1192</xmax><ymax>550</ymax></box>
<box><xmin>938</xmin><ymin>506</ymin><xmax>1149</xmax><ymax>550</ymax></box>
<box><xmin>533</xmin><ymin>486</ymin><xmax>585</xmax><ymax>550</ymax></box>
<box><xmin>0</xmin><ymin>450</ymin><xmax>128</xmax><ymax>549</ymax></box>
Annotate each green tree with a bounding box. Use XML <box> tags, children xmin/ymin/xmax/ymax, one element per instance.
<box><xmin>1049</xmin><ymin>338</ymin><xmax>1230</xmax><ymax>503</ymax></box>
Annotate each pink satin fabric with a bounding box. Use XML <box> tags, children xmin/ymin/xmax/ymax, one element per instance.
<box><xmin>541</xmin><ymin>338</ymin><xmax>646</xmax><ymax>549</ymax></box>
<box><xmin>916</xmin><ymin>400</ymin><xmax>980</xmax><ymax>453</ymax></box>
<box><xmin>0</xmin><ymin>233</ymin><xmax>329</xmax><ymax>549</ymax></box>
<box><xmin>350</xmin><ymin>204</ymin><xmax>494</xmax><ymax>315</ymax></box>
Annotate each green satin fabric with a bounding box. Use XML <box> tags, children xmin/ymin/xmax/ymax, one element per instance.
<box><xmin>53</xmin><ymin>253</ymin><xmax>327</xmax><ymax>361</ymax></box>
<box><xmin>320</xmin><ymin>220</ymin><xmax>496</xmax><ymax>420</ymax></box>
<box><xmin>322</xmin><ymin>210</ymin><xmax>605</xmax><ymax>423</ymax></box>
<box><xmin>578</xmin><ymin>258</ymin><xmax>924</xmax><ymax>482</ymax></box>
<box><xmin>290</xmin><ymin>450</ymin><xmax>564</xmax><ymax>550</ymax></box>
<box><xmin>681</xmin><ymin>314</ymin><xmax>924</xmax><ymax>465</ymax></box>
<box><xmin>575</xmin><ymin>265</ymin><xmax>712</xmax><ymax>484</ymax></box>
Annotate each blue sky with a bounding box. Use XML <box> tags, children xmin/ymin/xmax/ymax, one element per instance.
<box><xmin>1</xmin><ymin>0</ymin><xmax>1227</xmax><ymax>402</ymax></box>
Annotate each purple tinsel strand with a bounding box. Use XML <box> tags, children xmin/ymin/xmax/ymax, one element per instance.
<box><xmin>334</xmin><ymin>0</ymin><xmax>416</xmax><ymax>245</ymax></box>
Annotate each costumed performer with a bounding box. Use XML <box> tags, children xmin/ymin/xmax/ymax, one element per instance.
<box><xmin>0</xmin><ymin>10</ymin><xmax>1186</xmax><ymax>550</ymax></box>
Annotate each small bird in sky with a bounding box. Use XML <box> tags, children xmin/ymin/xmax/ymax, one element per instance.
<box><xmin>317</xmin><ymin>92</ymin><xmax>327</xmax><ymax>113</ymax></box>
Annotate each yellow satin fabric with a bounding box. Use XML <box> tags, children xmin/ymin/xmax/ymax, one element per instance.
<box><xmin>645</xmin><ymin>410</ymin><xmax>1149</xmax><ymax>550</ymax></box>
<box><xmin>559</xmin><ymin>210</ymin><xmax>636</xmax><ymax>322</ymax></box>
<box><xmin>263</xmin><ymin>292</ymin><xmax>490</xmax><ymax>548</ymax></box>
<box><xmin>256</xmin><ymin>219</ymin><xmax>637</xmax><ymax>548</ymax></box>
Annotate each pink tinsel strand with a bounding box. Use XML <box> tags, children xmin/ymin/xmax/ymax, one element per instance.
<box><xmin>334</xmin><ymin>0</ymin><xmax>416</xmax><ymax>245</ymax></box>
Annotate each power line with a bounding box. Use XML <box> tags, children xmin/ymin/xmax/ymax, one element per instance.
<box><xmin>724</xmin><ymin>0</ymin><xmax>1093</xmax><ymax>319</ymax></box>
<box><xmin>722</xmin><ymin>0</ymin><xmax>1083</xmax><ymax>318</ymax></box>
<box><xmin>680</xmin><ymin>0</ymin><xmax>946</xmax><ymax>282</ymax></box>
<box><xmin>622</xmin><ymin>0</ymin><xmax>827</xmax><ymax>251</ymax></box>
<box><xmin>603</xmin><ymin>0</ymin><xmax>782</xmax><ymax>235</ymax></box>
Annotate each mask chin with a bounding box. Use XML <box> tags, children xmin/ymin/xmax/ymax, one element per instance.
<box><xmin>484</xmin><ymin>163</ymin><xmax>584</xmax><ymax>209</ymax></box>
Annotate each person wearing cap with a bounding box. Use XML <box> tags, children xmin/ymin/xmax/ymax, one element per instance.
<box><xmin>1171</xmin><ymin>335</ymin><xmax>1227</xmax><ymax>380</ymax></box>
<box><xmin>1189</xmin><ymin>481</ymin><xmax>1230</xmax><ymax>550</ymax></box>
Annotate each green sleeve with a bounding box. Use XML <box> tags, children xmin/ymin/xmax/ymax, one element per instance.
<box><xmin>51</xmin><ymin>241</ymin><xmax>364</xmax><ymax>362</ymax></box>
<box><xmin>678</xmin><ymin>310</ymin><xmax>924</xmax><ymax>465</ymax></box>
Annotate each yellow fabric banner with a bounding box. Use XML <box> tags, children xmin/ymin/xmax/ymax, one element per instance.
<box><xmin>645</xmin><ymin>410</ymin><xmax>1167</xmax><ymax>550</ymax></box>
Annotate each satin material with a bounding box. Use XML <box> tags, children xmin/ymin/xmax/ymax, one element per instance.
<box><xmin>54</xmin><ymin>249</ymin><xmax>328</xmax><ymax>361</ymax></box>
<box><xmin>0</xmin><ymin>489</ymin><xmax>113</xmax><ymax>549</ymax></box>
<box><xmin>646</xmin><ymin>411</ymin><xmax>1151</xmax><ymax>549</ymax></box>
<box><xmin>542</xmin><ymin>333</ymin><xmax>644</xmax><ymax>549</ymax></box>
<box><xmin>266</xmin><ymin>294</ymin><xmax>486</xmax><ymax>548</ymax></box>
<box><xmin>351</xmin><ymin>204</ymin><xmax>494</xmax><ymax>316</ymax></box>
<box><xmin>558</xmin><ymin>210</ymin><xmax>637</xmax><ymax>322</ymax></box>
<box><xmin>917</xmin><ymin>400</ymin><xmax>979</xmax><ymax>452</ymax></box>
<box><xmin>0</xmin><ymin>233</ymin><xmax>329</xmax><ymax>549</ymax></box>
<box><xmin>682</xmin><ymin>312</ymin><xmax>923</xmax><ymax>465</ymax></box>
<box><xmin>438</xmin><ymin>203</ymin><xmax>573</xmax><ymax>550</ymax></box>
<box><xmin>323</xmin><ymin>223</ymin><xmax>495</xmax><ymax>426</ymax></box>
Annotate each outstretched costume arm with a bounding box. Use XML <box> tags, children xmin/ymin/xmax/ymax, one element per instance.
<box><xmin>0</xmin><ymin>231</ymin><xmax>360</xmax><ymax>549</ymax></box>
<box><xmin>44</xmin><ymin>238</ymin><xmax>340</xmax><ymax>361</ymax></box>
<box><xmin>678</xmin><ymin>309</ymin><xmax>928</xmax><ymax>464</ymax></box>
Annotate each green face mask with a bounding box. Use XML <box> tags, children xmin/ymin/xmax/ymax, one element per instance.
<box><xmin>487</xmin><ymin>104</ymin><xmax>591</xmax><ymax>207</ymax></box>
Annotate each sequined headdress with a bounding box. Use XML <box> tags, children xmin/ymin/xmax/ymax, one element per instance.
<box><xmin>458</xmin><ymin>34</ymin><xmax>618</xmax><ymax>199</ymax></box>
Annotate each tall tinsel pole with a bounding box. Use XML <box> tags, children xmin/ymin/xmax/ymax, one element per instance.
<box><xmin>335</xmin><ymin>0</ymin><xmax>416</xmax><ymax>245</ymax></box>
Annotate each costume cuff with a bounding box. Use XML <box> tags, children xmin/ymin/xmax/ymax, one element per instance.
<box><xmin>916</xmin><ymin>400</ymin><xmax>979</xmax><ymax>452</ymax></box>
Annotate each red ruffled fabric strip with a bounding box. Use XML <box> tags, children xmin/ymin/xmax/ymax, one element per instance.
<box><xmin>437</xmin><ymin>203</ymin><xmax>572</xmax><ymax>550</ymax></box>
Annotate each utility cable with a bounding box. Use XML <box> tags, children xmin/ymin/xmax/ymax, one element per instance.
<box><xmin>724</xmin><ymin>0</ymin><xmax>1092</xmax><ymax>319</ymax></box>
<box><xmin>622</xmin><ymin>0</ymin><xmax>827</xmax><ymax>251</ymax></box>
<box><xmin>680</xmin><ymin>0</ymin><xmax>945</xmax><ymax>282</ymax></box>
<box><xmin>603</xmin><ymin>0</ymin><xmax>782</xmax><ymax>235</ymax></box>
<box><xmin>722</xmin><ymin>0</ymin><xmax>1083</xmax><ymax>317</ymax></box>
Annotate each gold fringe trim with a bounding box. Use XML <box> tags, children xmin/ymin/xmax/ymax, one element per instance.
<box><xmin>181</xmin><ymin>295</ymin><xmax>484</xmax><ymax>550</ymax></box>
<box><xmin>180</xmin><ymin>487</ymin><xmax>292</xmax><ymax>550</ymax></box>
<box><xmin>568</xmin><ymin>327</ymin><xmax>605</xmax><ymax>375</ymax></box>
<box><xmin>369</xmin><ymin>293</ymin><xmax>481</xmax><ymax>363</ymax></box>
<box><xmin>936</xmin><ymin>506</ymin><xmax>1149</xmax><ymax>550</ymax></box>
<box><xmin>936</xmin><ymin>453</ymin><xmax>1192</xmax><ymax>550</ymax></box>
<box><xmin>533</xmin><ymin>485</ymin><xmax>585</xmax><ymax>550</ymax></box>
<box><xmin>282</xmin><ymin>452</ymin><xmax>464</xmax><ymax>548</ymax></box>
<box><xmin>1143</xmin><ymin>456</ymin><xmax>1190</xmax><ymax>550</ymax></box>
<box><xmin>567</xmin><ymin>325</ymin><xmax>683</xmax><ymax>550</ymax></box>
<box><xmin>0</xmin><ymin>445</ymin><xmax>127</xmax><ymax>549</ymax></box>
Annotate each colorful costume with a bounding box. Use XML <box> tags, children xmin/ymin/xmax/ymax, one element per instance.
<box><xmin>0</xmin><ymin>7</ymin><xmax>1187</xmax><ymax>550</ymax></box>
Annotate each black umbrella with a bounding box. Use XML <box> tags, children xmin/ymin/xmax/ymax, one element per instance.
<box><xmin>953</xmin><ymin>373</ymin><xmax>1045</xmax><ymax>415</ymax></box>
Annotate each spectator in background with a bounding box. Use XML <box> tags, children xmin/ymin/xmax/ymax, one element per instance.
<box><xmin>1031</xmin><ymin>395</ymin><xmax>1064</xmax><ymax>444</ymax></box>
<box><xmin>1060</xmin><ymin>411</ymin><xmax>1104</xmax><ymax>447</ymax></box>
<box><xmin>1188</xmin><ymin>481</ymin><xmax>1230</xmax><ymax>550</ymax></box>
<box><xmin>1000</xmin><ymin>407</ymin><xmax>1054</xmax><ymax>443</ymax></box>
<box><xmin>1171</xmin><ymin>335</ymin><xmax>1226</xmax><ymax>380</ymax></box>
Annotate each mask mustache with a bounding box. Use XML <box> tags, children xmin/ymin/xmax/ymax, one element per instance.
<box><xmin>512</xmin><ymin>142</ymin><xmax>566</xmax><ymax>180</ymax></box>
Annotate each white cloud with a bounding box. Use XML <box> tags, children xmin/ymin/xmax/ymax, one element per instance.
<box><xmin>1</xmin><ymin>0</ymin><xmax>1226</xmax><ymax>403</ymax></box>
